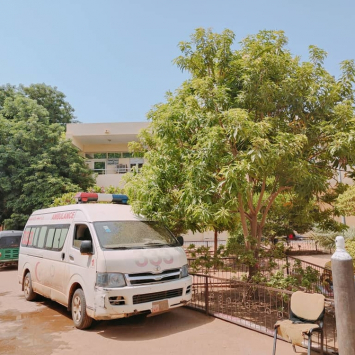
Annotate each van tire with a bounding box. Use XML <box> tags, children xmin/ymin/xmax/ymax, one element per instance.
<box><xmin>24</xmin><ymin>272</ymin><xmax>38</xmax><ymax>301</ymax></box>
<box><xmin>71</xmin><ymin>288</ymin><xmax>93</xmax><ymax>329</ymax></box>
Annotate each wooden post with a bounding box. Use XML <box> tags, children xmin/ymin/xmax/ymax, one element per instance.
<box><xmin>331</xmin><ymin>236</ymin><xmax>355</xmax><ymax>354</ymax></box>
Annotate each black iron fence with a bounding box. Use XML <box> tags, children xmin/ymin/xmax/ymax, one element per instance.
<box><xmin>184</xmin><ymin>240</ymin><xmax>227</xmax><ymax>249</ymax></box>
<box><xmin>280</xmin><ymin>239</ymin><xmax>334</xmax><ymax>255</ymax></box>
<box><xmin>184</xmin><ymin>239</ymin><xmax>333</xmax><ymax>255</ymax></box>
<box><xmin>187</xmin><ymin>255</ymin><xmax>334</xmax><ymax>298</ymax></box>
<box><xmin>286</xmin><ymin>256</ymin><xmax>333</xmax><ymax>298</ymax></box>
<box><xmin>188</xmin><ymin>273</ymin><xmax>338</xmax><ymax>354</ymax></box>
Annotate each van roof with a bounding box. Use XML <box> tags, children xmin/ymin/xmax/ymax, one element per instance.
<box><xmin>0</xmin><ymin>230</ymin><xmax>23</xmax><ymax>237</ymax></box>
<box><xmin>31</xmin><ymin>204</ymin><xmax>144</xmax><ymax>223</ymax></box>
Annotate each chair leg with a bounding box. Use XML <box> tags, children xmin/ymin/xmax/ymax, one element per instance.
<box><xmin>308</xmin><ymin>335</ymin><xmax>312</xmax><ymax>355</ymax></box>
<box><xmin>272</xmin><ymin>328</ymin><xmax>278</xmax><ymax>355</ymax></box>
<box><xmin>320</xmin><ymin>330</ymin><xmax>324</xmax><ymax>355</ymax></box>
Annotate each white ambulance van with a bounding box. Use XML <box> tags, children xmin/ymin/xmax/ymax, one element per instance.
<box><xmin>18</xmin><ymin>193</ymin><xmax>192</xmax><ymax>329</ymax></box>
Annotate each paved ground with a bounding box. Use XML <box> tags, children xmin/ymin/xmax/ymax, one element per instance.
<box><xmin>295</xmin><ymin>254</ymin><xmax>332</xmax><ymax>268</ymax></box>
<box><xmin>0</xmin><ymin>266</ymin><xmax>314</xmax><ymax>355</ymax></box>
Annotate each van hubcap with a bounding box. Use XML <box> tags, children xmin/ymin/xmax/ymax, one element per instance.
<box><xmin>73</xmin><ymin>295</ymin><xmax>82</xmax><ymax>322</ymax></box>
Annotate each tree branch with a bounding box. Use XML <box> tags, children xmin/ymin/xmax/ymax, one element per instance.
<box><xmin>260</xmin><ymin>186</ymin><xmax>291</xmax><ymax>230</ymax></box>
<box><xmin>238</xmin><ymin>193</ymin><xmax>250</xmax><ymax>248</ymax></box>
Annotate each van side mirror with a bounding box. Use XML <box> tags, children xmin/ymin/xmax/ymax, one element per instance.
<box><xmin>177</xmin><ymin>236</ymin><xmax>184</xmax><ymax>246</ymax></box>
<box><xmin>80</xmin><ymin>240</ymin><xmax>93</xmax><ymax>255</ymax></box>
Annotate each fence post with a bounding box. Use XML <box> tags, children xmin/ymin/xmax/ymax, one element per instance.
<box><xmin>331</xmin><ymin>236</ymin><xmax>355</xmax><ymax>355</ymax></box>
<box><xmin>205</xmin><ymin>276</ymin><xmax>209</xmax><ymax>315</ymax></box>
<box><xmin>286</xmin><ymin>255</ymin><xmax>289</xmax><ymax>275</ymax></box>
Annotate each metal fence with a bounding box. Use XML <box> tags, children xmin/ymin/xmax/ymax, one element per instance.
<box><xmin>184</xmin><ymin>240</ymin><xmax>227</xmax><ymax>249</ymax></box>
<box><xmin>187</xmin><ymin>255</ymin><xmax>334</xmax><ymax>298</ymax></box>
<box><xmin>286</xmin><ymin>256</ymin><xmax>333</xmax><ymax>297</ymax></box>
<box><xmin>280</xmin><ymin>239</ymin><xmax>334</xmax><ymax>255</ymax></box>
<box><xmin>184</xmin><ymin>239</ymin><xmax>333</xmax><ymax>255</ymax></box>
<box><xmin>188</xmin><ymin>273</ymin><xmax>338</xmax><ymax>354</ymax></box>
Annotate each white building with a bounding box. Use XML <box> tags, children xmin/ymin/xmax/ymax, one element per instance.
<box><xmin>66</xmin><ymin>122</ymin><xmax>149</xmax><ymax>188</ymax></box>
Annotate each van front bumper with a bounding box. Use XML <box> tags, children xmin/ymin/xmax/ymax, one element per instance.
<box><xmin>88</xmin><ymin>275</ymin><xmax>192</xmax><ymax>320</ymax></box>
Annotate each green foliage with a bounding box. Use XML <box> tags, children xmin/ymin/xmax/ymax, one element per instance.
<box><xmin>21</xmin><ymin>84</ymin><xmax>77</xmax><ymax>125</ymax></box>
<box><xmin>51</xmin><ymin>192</ymin><xmax>77</xmax><ymax>207</ymax></box>
<box><xmin>187</xmin><ymin>245</ymin><xmax>226</xmax><ymax>273</ymax></box>
<box><xmin>250</xmin><ymin>259</ymin><xmax>319</xmax><ymax>291</ymax></box>
<box><xmin>50</xmin><ymin>185</ymin><xmax>124</xmax><ymax>207</ymax></box>
<box><xmin>264</xmin><ymin>272</ymin><xmax>299</xmax><ymax>291</ymax></box>
<box><xmin>125</xmin><ymin>28</ymin><xmax>355</xmax><ymax>253</ymax></box>
<box><xmin>345</xmin><ymin>234</ymin><xmax>355</xmax><ymax>265</ymax></box>
<box><xmin>336</xmin><ymin>185</ymin><xmax>355</xmax><ymax>216</ymax></box>
<box><xmin>0</xmin><ymin>84</ymin><xmax>94</xmax><ymax>229</ymax></box>
<box><xmin>309</xmin><ymin>224</ymin><xmax>351</xmax><ymax>249</ymax></box>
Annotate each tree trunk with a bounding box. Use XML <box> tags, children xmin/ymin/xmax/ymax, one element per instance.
<box><xmin>248</xmin><ymin>249</ymin><xmax>259</xmax><ymax>280</ymax></box>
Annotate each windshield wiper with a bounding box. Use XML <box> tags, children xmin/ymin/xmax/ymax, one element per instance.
<box><xmin>143</xmin><ymin>242</ymin><xmax>168</xmax><ymax>248</ymax></box>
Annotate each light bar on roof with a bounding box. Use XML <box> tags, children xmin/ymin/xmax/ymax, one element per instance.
<box><xmin>75</xmin><ymin>192</ymin><xmax>129</xmax><ymax>204</ymax></box>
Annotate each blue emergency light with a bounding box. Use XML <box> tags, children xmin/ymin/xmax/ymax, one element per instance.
<box><xmin>75</xmin><ymin>192</ymin><xmax>129</xmax><ymax>204</ymax></box>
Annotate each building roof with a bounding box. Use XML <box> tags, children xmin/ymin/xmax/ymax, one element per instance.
<box><xmin>66</xmin><ymin>122</ymin><xmax>149</xmax><ymax>148</ymax></box>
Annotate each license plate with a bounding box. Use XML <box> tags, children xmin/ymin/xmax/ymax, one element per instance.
<box><xmin>152</xmin><ymin>300</ymin><xmax>169</xmax><ymax>313</ymax></box>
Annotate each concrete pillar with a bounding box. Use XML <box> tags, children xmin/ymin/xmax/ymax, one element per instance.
<box><xmin>331</xmin><ymin>236</ymin><xmax>355</xmax><ymax>354</ymax></box>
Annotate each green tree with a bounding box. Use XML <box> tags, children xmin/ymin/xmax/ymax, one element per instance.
<box><xmin>336</xmin><ymin>184</ymin><xmax>355</xmax><ymax>216</ymax></box>
<box><xmin>125</xmin><ymin>29</ymin><xmax>355</xmax><ymax>266</ymax></box>
<box><xmin>0</xmin><ymin>88</ymin><xmax>94</xmax><ymax>229</ymax></box>
<box><xmin>51</xmin><ymin>185</ymin><xmax>124</xmax><ymax>206</ymax></box>
<box><xmin>0</xmin><ymin>83</ymin><xmax>76</xmax><ymax>125</ymax></box>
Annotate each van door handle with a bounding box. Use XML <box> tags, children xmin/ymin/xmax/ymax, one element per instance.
<box><xmin>69</xmin><ymin>255</ymin><xmax>74</xmax><ymax>261</ymax></box>
<box><xmin>61</xmin><ymin>252</ymin><xmax>65</xmax><ymax>260</ymax></box>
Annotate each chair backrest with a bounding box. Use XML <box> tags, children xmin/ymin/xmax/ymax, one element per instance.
<box><xmin>290</xmin><ymin>291</ymin><xmax>325</xmax><ymax>322</ymax></box>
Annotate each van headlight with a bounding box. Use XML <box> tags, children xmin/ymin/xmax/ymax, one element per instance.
<box><xmin>180</xmin><ymin>264</ymin><xmax>189</xmax><ymax>278</ymax></box>
<box><xmin>96</xmin><ymin>273</ymin><xmax>126</xmax><ymax>288</ymax></box>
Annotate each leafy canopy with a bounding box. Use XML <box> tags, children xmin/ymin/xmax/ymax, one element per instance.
<box><xmin>125</xmin><ymin>28</ymin><xmax>355</xmax><ymax>249</ymax></box>
<box><xmin>0</xmin><ymin>84</ymin><xmax>94</xmax><ymax>229</ymax></box>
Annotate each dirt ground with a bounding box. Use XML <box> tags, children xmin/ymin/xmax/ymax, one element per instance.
<box><xmin>0</xmin><ymin>265</ymin><xmax>316</xmax><ymax>355</ymax></box>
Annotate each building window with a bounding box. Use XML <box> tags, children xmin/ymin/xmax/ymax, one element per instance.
<box><xmin>94</xmin><ymin>162</ymin><xmax>106</xmax><ymax>174</ymax></box>
<box><xmin>122</xmin><ymin>152</ymin><xmax>133</xmax><ymax>158</ymax></box>
<box><xmin>93</xmin><ymin>153</ymin><xmax>107</xmax><ymax>159</ymax></box>
<box><xmin>108</xmin><ymin>152</ymin><xmax>121</xmax><ymax>158</ymax></box>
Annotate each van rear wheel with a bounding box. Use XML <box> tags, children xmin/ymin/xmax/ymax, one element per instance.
<box><xmin>24</xmin><ymin>272</ymin><xmax>38</xmax><ymax>301</ymax></box>
<box><xmin>71</xmin><ymin>288</ymin><xmax>93</xmax><ymax>329</ymax></box>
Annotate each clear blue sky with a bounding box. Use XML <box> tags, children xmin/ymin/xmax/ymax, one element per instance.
<box><xmin>1</xmin><ymin>0</ymin><xmax>354</xmax><ymax>123</ymax></box>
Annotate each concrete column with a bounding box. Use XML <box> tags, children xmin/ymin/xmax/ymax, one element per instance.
<box><xmin>331</xmin><ymin>236</ymin><xmax>355</xmax><ymax>354</ymax></box>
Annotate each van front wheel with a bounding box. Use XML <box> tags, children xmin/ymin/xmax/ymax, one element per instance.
<box><xmin>24</xmin><ymin>272</ymin><xmax>38</xmax><ymax>301</ymax></box>
<box><xmin>71</xmin><ymin>288</ymin><xmax>93</xmax><ymax>329</ymax></box>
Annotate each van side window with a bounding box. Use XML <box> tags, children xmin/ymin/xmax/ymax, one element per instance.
<box><xmin>46</xmin><ymin>228</ymin><xmax>55</xmax><ymax>249</ymax></box>
<box><xmin>32</xmin><ymin>227</ymin><xmax>40</xmax><ymax>247</ymax></box>
<box><xmin>73</xmin><ymin>224</ymin><xmax>92</xmax><ymax>249</ymax></box>
<box><xmin>37</xmin><ymin>226</ymin><xmax>47</xmax><ymax>248</ymax></box>
<box><xmin>28</xmin><ymin>227</ymin><xmax>35</xmax><ymax>246</ymax></box>
<box><xmin>21</xmin><ymin>227</ymin><xmax>32</xmax><ymax>246</ymax></box>
<box><xmin>53</xmin><ymin>227</ymin><xmax>69</xmax><ymax>250</ymax></box>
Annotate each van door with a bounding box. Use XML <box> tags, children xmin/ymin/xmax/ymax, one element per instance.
<box><xmin>68</xmin><ymin>223</ymin><xmax>97</xmax><ymax>307</ymax></box>
<box><xmin>42</xmin><ymin>224</ymin><xmax>70</xmax><ymax>304</ymax></box>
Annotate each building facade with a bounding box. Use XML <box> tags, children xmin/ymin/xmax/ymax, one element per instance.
<box><xmin>66</xmin><ymin>122</ymin><xmax>149</xmax><ymax>188</ymax></box>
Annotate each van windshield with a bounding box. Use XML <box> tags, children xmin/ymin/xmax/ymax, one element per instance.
<box><xmin>93</xmin><ymin>221</ymin><xmax>180</xmax><ymax>249</ymax></box>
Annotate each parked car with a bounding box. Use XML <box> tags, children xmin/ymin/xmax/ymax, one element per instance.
<box><xmin>0</xmin><ymin>230</ymin><xmax>22</xmax><ymax>267</ymax></box>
